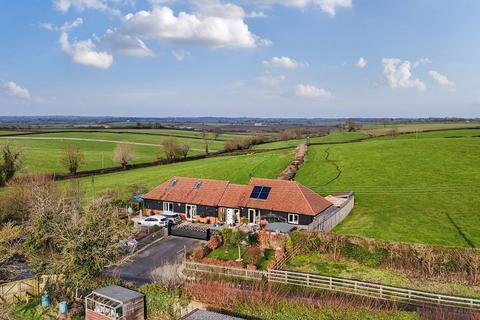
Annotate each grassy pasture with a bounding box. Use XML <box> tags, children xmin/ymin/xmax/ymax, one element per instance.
<box><xmin>374</xmin><ymin>128</ymin><xmax>480</xmax><ymax>140</ymax></box>
<box><xmin>252</xmin><ymin>132</ymin><xmax>368</xmax><ymax>150</ymax></box>
<box><xmin>65</xmin><ymin>149</ymin><xmax>293</xmax><ymax>197</ymax></box>
<box><xmin>361</xmin><ymin>121</ymin><xmax>480</xmax><ymax>135</ymax></box>
<box><xmin>0</xmin><ymin>129</ymin><xmax>231</xmax><ymax>174</ymax></box>
<box><xmin>295</xmin><ymin>136</ymin><xmax>480</xmax><ymax>247</ymax></box>
<box><xmin>0</xmin><ymin>138</ymin><xmax>162</xmax><ymax>174</ymax></box>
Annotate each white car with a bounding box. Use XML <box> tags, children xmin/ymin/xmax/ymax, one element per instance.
<box><xmin>162</xmin><ymin>212</ymin><xmax>182</xmax><ymax>225</ymax></box>
<box><xmin>137</xmin><ymin>215</ymin><xmax>168</xmax><ymax>228</ymax></box>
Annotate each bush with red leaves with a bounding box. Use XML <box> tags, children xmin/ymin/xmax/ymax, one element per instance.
<box><xmin>208</xmin><ymin>235</ymin><xmax>222</xmax><ymax>250</ymax></box>
<box><xmin>243</xmin><ymin>246</ymin><xmax>263</xmax><ymax>266</ymax></box>
<box><xmin>192</xmin><ymin>245</ymin><xmax>210</xmax><ymax>261</ymax></box>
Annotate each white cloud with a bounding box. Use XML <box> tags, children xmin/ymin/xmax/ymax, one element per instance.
<box><xmin>356</xmin><ymin>57</ymin><xmax>367</xmax><ymax>69</ymax></box>
<box><xmin>412</xmin><ymin>57</ymin><xmax>431</xmax><ymax>68</ymax></box>
<box><xmin>429</xmin><ymin>70</ymin><xmax>455</xmax><ymax>88</ymax></box>
<box><xmin>257</xmin><ymin>75</ymin><xmax>286</xmax><ymax>86</ymax></box>
<box><xmin>381</xmin><ymin>58</ymin><xmax>426</xmax><ymax>91</ymax></box>
<box><xmin>60</xmin><ymin>32</ymin><xmax>113</xmax><ymax>69</ymax></box>
<box><xmin>2</xmin><ymin>81</ymin><xmax>31</xmax><ymax>99</ymax></box>
<box><xmin>251</xmin><ymin>0</ymin><xmax>352</xmax><ymax>16</ymax></box>
<box><xmin>263</xmin><ymin>56</ymin><xmax>306</xmax><ymax>69</ymax></box>
<box><xmin>53</xmin><ymin>0</ymin><xmax>121</xmax><ymax>14</ymax></box>
<box><xmin>246</xmin><ymin>11</ymin><xmax>267</xmax><ymax>18</ymax></box>
<box><xmin>314</xmin><ymin>0</ymin><xmax>352</xmax><ymax>16</ymax></box>
<box><xmin>294</xmin><ymin>84</ymin><xmax>332</xmax><ymax>98</ymax></box>
<box><xmin>122</xmin><ymin>5</ymin><xmax>266</xmax><ymax>48</ymax></box>
<box><xmin>38</xmin><ymin>18</ymin><xmax>84</xmax><ymax>32</ymax></box>
<box><xmin>172</xmin><ymin>50</ymin><xmax>191</xmax><ymax>61</ymax></box>
<box><xmin>99</xmin><ymin>28</ymin><xmax>153</xmax><ymax>57</ymax></box>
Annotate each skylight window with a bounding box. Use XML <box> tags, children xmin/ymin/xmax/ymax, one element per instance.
<box><xmin>250</xmin><ymin>186</ymin><xmax>271</xmax><ymax>200</ymax></box>
<box><xmin>193</xmin><ymin>181</ymin><xmax>202</xmax><ymax>189</ymax></box>
<box><xmin>170</xmin><ymin>179</ymin><xmax>177</xmax><ymax>187</ymax></box>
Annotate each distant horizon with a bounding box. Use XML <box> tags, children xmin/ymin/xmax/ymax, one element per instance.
<box><xmin>1</xmin><ymin>1</ymin><xmax>480</xmax><ymax>118</ymax></box>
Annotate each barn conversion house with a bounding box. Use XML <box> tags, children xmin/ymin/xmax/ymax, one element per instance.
<box><xmin>143</xmin><ymin>176</ymin><xmax>354</xmax><ymax>230</ymax></box>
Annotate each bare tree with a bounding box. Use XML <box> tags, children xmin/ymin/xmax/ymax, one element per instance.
<box><xmin>345</xmin><ymin>119</ymin><xmax>358</xmax><ymax>132</ymax></box>
<box><xmin>61</xmin><ymin>143</ymin><xmax>85</xmax><ymax>174</ymax></box>
<box><xmin>0</xmin><ymin>142</ymin><xmax>24</xmax><ymax>186</ymax></box>
<box><xmin>179</xmin><ymin>144</ymin><xmax>190</xmax><ymax>159</ymax></box>
<box><xmin>200</xmin><ymin>131</ymin><xmax>213</xmax><ymax>154</ymax></box>
<box><xmin>113</xmin><ymin>142</ymin><xmax>135</xmax><ymax>169</ymax></box>
<box><xmin>160</xmin><ymin>137</ymin><xmax>182</xmax><ymax>160</ymax></box>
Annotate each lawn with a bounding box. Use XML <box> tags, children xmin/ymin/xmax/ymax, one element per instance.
<box><xmin>295</xmin><ymin>137</ymin><xmax>480</xmax><ymax>247</ymax></box>
<box><xmin>252</xmin><ymin>132</ymin><xmax>369</xmax><ymax>150</ymax></box>
<box><xmin>286</xmin><ymin>253</ymin><xmax>480</xmax><ymax>298</ymax></box>
<box><xmin>65</xmin><ymin>149</ymin><xmax>293</xmax><ymax>197</ymax></box>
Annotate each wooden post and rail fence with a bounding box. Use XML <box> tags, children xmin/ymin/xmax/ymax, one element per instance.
<box><xmin>183</xmin><ymin>261</ymin><xmax>480</xmax><ymax>311</ymax></box>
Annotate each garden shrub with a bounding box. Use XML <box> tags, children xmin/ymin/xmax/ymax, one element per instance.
<box><xmin>192</xmin><ymin>245</ymin><xmax>210</xmax><ymax>261</ymax></box>
<box><xmin>138</xmin><ymin>282</ymin><xmax>188</xmax><ymax>320</ymax></box>
<box><xmin>243</xmin><ymin>246</ymin><xmax>263</xmax><ymax>266</ymax></box>
<box><xmin>221</xmin><ymin>228</ymin><xmax>248</xmax><ymax>248</ymax></box>
<box><xmin>342</xmin><ymin>241</ymin><xmax>387</xmax><ymax>267</ymax></box>
<box><xmin>208</xmin><ymin>235</ymin><xmax>222</xmax><ymax>250</ymax></box>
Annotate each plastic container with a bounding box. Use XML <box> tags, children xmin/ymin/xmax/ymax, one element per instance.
<box><xmin>41</xmin><ymin>295</ymin><xmax>50</xmax><ymax>307</ymax></box>
<box><xmin>58</xmin><ymin>301</ymin><xmax>68</xmax><ymax>314</ymax></box>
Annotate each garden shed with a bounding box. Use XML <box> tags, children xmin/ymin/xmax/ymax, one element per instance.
<box><xmin>85</xmin><ymin>285</ymin><xmax>144</xmax><ymax>320</ymax></box>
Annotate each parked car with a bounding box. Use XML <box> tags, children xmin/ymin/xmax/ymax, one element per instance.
<box><xmin>137</xmin><ymin>215</ymin><xmax>168</xmax><ymax>228</ymax></box>
<box><xmin>161</xmin><ymin>212</ymin><xmax>182</xmax><ymax>225</ymax></box>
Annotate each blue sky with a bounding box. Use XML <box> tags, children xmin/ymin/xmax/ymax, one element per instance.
<box><xmin>0</xmin><ymin>0</ymin><xmax>479</xmax><ymax>118</ymax></box>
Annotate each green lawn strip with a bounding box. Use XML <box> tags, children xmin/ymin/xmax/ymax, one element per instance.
<box><xmin>286</xmin><ymin>253</ymin><xmax>480</xmax><ymax>298</ymax></box>
<box><xmin>60</xmin><ymin>149</ymin><xmax>293</xmax><ymax>197</ymax></box>
<box><xmin>252</xmin><ymin>132</ymin><xmax>369</xmax><ymax>150</ymax></box>
<box><xmin>295</xmin><ymin>138</ymin><xmax>480</xmax><ymax>247</ymax></box>
<box><xmin>361</xmin><ymin>122</ymin><xmax>480</xmax><ymax>131</ymax></box>
<box><xmin>208</xmin><ymin>245</ymin><xmax>247</xmax><ymax>261</ymax></box>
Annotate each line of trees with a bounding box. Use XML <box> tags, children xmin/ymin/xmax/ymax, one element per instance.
<box><xmin>223</xmin><ymin>134</ymin><xmax>269</xmax><ymax>151</ymax></box>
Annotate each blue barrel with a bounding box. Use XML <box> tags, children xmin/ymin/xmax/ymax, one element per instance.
<box><xmin>41</xmin><ymin>295</ymin><xmax>50</xmax><ymax>307</ymax></box>
<box><xmin>58</xmin><ymin>301</ymin><xmax>68</xmax><ymax>314</ymax></box>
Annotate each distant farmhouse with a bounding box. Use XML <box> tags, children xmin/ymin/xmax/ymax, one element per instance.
<box><xmin>143</xmin><ymin>177</ymin><xmax>354</xmax><ymax>231</ymax></box>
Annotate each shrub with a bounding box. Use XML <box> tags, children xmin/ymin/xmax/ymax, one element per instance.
<box><xmin>342</xmin><ymin>242</ymin><xmax>387</xmax><ymax>267</ymax></box>
<box><xmin>243</xmin><ymin>246</ymin><xmax>263</xmax><ymax>266</ymax></box>
<box><xmin>192</xmin><ymin>245</ymin><xmax>210</xmax><ymax>261</ymax></box>
<box><xmin>221</xmin><ymin>228</ymin><xmax>247</xmax><ymax>248</ymax></box>
<box><xmin>208</xmin><ymin>235</ymin><xmax>222</xmax><ymax>250</ymax></box>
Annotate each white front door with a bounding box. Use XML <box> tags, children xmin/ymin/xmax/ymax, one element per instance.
<box><xmin>248</xmin><ymin>209</ymin><xmax>259</xmax><ymax>224</ymax></box>
<box><xmin>226</xmin><ymin>208</ymin><xmax>235</xmax><ymax>225</ymax></box>
<box><xmin>186</xmin><ymin>204</ymin><xmax>197</xmax><ymax>220</ymax></box>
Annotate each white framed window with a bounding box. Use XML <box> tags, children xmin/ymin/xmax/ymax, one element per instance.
<box><xmin>288</xmin><ymin>213</ymin><xmax>299</xmax><ymax>225</ymax></box>
<box><xmin>163</xmin><ymin>202</ymin><xmax>174</xmax><ymax>212</ymax></box>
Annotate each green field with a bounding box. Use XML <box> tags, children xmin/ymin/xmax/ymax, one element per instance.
<box><xmin>0</xmin><ymin>129</ymin><xmax>231</xmax><ymax>174</ymax></box>
<box><xmin>252</xmin><ymin>132</ymin><xmax>368</xmax><ymax>150</ymax></box>
<box><xmin>374</xmin><ymin>128</ymin><xmax>480</xmax><ymax>140</ymax></box>
<box><xmin>295</xmin><ymin>135</ymin><xmax>480</xmax><ymax>247</ymax></box>
<box><xmin>361</xmin><ymin>122</ymin><xmax>480</xmax><ymax>135</ymax></box>
<box><xmin>66</xmin><ymin>149</ymin><xmax>293</xmax><ymax>197</ymax></box>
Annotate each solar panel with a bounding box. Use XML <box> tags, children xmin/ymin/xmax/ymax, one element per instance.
<box><xmin>258</xmin><ymin>186</ymin><xmax>271</xmax><ymax>200</ymax></box>
<box><xmin>250</xmin><ymin>186</ymin><xmax>271</xmax><ymax>200</ymax></box>
<box><xmin>250</xmin><ymin>186</ymin><xmax>262</xmax><ymax>198</ymax></box>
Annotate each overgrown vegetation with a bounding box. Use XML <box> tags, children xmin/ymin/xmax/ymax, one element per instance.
<box><xmin>0</xmin><ymin>142</ymin><xmax>24</xmax><ymax>186</ymax></box>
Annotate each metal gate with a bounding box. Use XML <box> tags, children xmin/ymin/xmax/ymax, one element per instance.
<box><xmin>168</xmin><ymin>223</ymin><xmax>211</xmax><ymax>241</ymax></box>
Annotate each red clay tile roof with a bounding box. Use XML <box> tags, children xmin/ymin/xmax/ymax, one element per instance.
<box><xmin>218</xmin><ymin>184</ymin><xmax>251</xmax><ymax>208</ymax></box>
<box><xmin>144</xmin><ymin>176</ymin><xmax>333</xmax><ymax>216</ymax></box>
<box><xmin>143</xmin><ymin>176</ymin><xmax>229</xmax><ymax>207</ymax></box>
<box><xmin>242</xmin><ymin>178</ymin><xmax>333</xmax><ymax>216</ymax></box>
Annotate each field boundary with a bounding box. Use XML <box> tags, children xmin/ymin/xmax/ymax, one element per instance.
<box><xmin>183</xmin><ymin>261</ymin><xmax>480</xmax><ymax>311</ymax></box>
